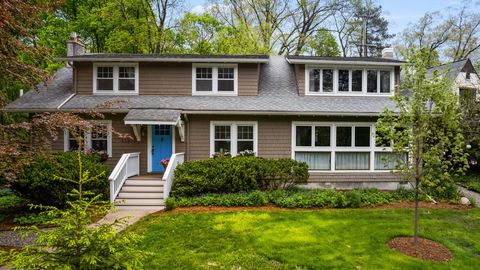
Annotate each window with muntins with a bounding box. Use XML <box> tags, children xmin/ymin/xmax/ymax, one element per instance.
<box><xmin>93</xmin><ymin>64</ymin><xmax>138</xmax><ymax>94</ymax></box>
<box><xmin>306</xmin><ymin>67</ymin><xmax>393</xmax><ymax>95</ymax></box>
<box><xmin>211</xmin><ymin>122</ymin><xmax>257</xmax><ymax>156</ymax></box>
<box><xmin>193</xmin><ymin>65</ymin><xmax>237</xmax><ymax>95</ymax></box>
<box><xmin>64</xmin><ymin>121</ymin><xmax>112</xmax><ymax>157</ymax></box>
<box><xmin>293</xmin><ymin>123</ymin><xmax>400</xmax><ymax>171</ymax></box>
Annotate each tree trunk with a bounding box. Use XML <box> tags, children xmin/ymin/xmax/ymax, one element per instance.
<box><xmin>413</xmin><ymin>176</ymin><xmax>419</xmax><ymax>244</ymax></box>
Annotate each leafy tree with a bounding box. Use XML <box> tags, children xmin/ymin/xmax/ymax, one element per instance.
<box><xmin>329</xmin><ymin>0</ymin><xmax>393</xmax><ymax>57</ymax></box>
<box><xmin>176</xmin><ymin>12</ymin><xmax>225</xmax><ymax>54</ymax></box>
<box><xmin>305</xmin><ymin>29</ymin><xmax>340</xmax><ymax>56</ymax></box>
<box><xmin>7</xmin><ymin>147</ymin><xmax>148</xmax><ymax>269</ymax></box>
<box><xmin>376</xmin><ymin>48</ymin><xmax>468</xmax><ymax>243</ymax></box>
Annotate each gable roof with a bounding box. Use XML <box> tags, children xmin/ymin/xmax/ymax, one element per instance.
<box><xmin>427</xmin><ymin>58</ymin><xmax>477</xmax><ymax>80</ymax></box>
<box><xmin>57</xmin><ymin>54</ymin><xmax>270</xmax><ymax>63</ymax></box>
<box><xmin>6</xmin><ymin>56</ymin><xmax>397</xmax><ymax>115</ymax></box>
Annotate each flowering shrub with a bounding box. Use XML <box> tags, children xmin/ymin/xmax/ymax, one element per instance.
<box><xmin>160</xmin><ymin>158</ymin><xmax>170</xmax><ymax>167</ymax></box>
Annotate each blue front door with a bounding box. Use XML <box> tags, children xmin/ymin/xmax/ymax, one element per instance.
<box><xmin>151</xmin><ymin>125</ymin><xmax>172</xmax><ymax>172</ymax></box>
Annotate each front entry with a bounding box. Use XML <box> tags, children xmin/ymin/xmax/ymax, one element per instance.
<box><xmin>151</xmin><ymin>125</ymin><xmax>173</xmax><ymax>172</ymax></box>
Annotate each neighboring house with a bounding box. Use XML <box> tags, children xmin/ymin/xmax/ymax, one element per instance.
<box><xmin>5</xmin><ymin>37</ymin><xmax>407</xmax><ymax>209</ymax></box>
<box><xmin>427</xmin><ymin>58</ymin><xmax>480</xmax><ymax>99</ymax></box>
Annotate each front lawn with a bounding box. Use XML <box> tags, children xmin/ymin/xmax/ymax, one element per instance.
<box><xmin>130</xmin><ymin>208</ymin><xmax>480</xmax><ymax>269</ymax></box>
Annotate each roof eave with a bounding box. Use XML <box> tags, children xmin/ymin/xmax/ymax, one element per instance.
<box><xmin>55</xmin><ymin>57</ymin><xmax>270</xmax><ymax>63</ymax></box>
<box><xmin>286</xmin><ymin>58</ymin><xmax>404</xmax><ymax>66</ymax></box>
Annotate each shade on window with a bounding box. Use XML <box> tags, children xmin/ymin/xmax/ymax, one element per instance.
<box><xmin>375</xmin><ymin>152</ymin><xmax>407</xmax><ymax>170</ymax></box>
<box><xmin>119</xmin><ymin>67</ymin><xmax>135</xmax><ymax>91</ymax></box>
<box><xmin>367</xmin><ymin>70</ymin><xmax>377</xmax><ymax>93</ymax></box>
<box><xmin>336</xmin><ymin>126</ymin><xmax>351</xmax><ymax>147</ymax></box>
<box><xmin>309</xmin><ymin>69</ymin><xmax>320</xmax><ymax>92</ymax></box>
<box><xmin>296</xmin><ymin>126</ymin><xmax>312</xmax><ymax>146</ymax></box>
<box><xmin>354</xmin><ymin>127</ymin><xmax>370</xmax><ymax>147</ymax></box>
<box><xmin>218</xmin><ymin>68</ymin><xmax>234</xmax><ymax>92</ymax></box>
<box><xmin>322</xmin><ymin>69</ymin><xmax>333</xmax><ymax>92</ymax></box>
<box><xmin>352</xmin><ymin>70</ymin><xmax>363</xmax><ymax>92</ymax></box>
<box><xmin>335</xmin><ymin>152</ymin><xmax>370</xmax><ymax>170</ymax></box>
<box><xmin>380</xmin><ymin>71</ymin><xmax>391</xmax><ymax>93</ymax></box>
<box><xmin>315</xmin><ymin>126</ymin><xmax>330</xmax><ymax>146</ymax></box>
<box><xmin>214</xmin><ymin>125</ymin><xmax>231</xmax><ymax>154</ymax></box>
<box><xmin>196</xmin><ymin>67</ymin><xmax>213</xmax><ymax>91</ymax></box>
<box><xmin>338</xmin><ymin>70</ymin><xmax>349</xmax><ymax>92</ymax></box>
<box><xmin>295</xmin><ymin>152</ymin><xmax>330</xmax><ymax>170</ymax></box>
<box><xmin>97</xmin><ymin>67</ymin><xmax>113</xmax><ymax>91</ymax></box>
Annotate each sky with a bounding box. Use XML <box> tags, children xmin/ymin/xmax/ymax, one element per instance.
<box><xmin>188</xmin><ymin>0</ymin><xmax>480</xmax><ymax>36</ymax></box>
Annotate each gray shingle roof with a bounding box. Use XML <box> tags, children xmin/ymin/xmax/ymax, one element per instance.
<box><xmin>6</xmin><ymin>56</ymin><xmax>397</xmax><ymax>115</ymax></box>
<box><xmin>5</xmin><ymin>66</ymin><xmax>74</xmax><ymax>111</ymax></box>
<box><xmin>57</xmin><ymin>54</ymin><xmax>269</xmax><ymax>63</ymax></box>
<box><xmin>124</xmin><ymin>109</ymin><xmax>181</xmax><ymax>122</ymax></box>
<box><xmin>427</xmin><ymin>59</ymin><xmax>469</xmax><ymax>80</ymax></box>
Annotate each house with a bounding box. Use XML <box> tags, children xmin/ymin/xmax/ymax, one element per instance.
<box><xmin>427</xmin><ymin>58</ymin><xmax>480</xmax><ymax>99</ymax></box>
<box><xmin>6</xmin><ymin>36</ymin><xmax>409</xmax><ymax>209</ymax></box>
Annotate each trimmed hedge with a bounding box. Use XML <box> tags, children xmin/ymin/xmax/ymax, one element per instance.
<box><xmin>171</xmin><ymin>156</ymin><xmax>309</xmax><ymax>197</ymax></box>
<box><xmin>11</xmin><ymin>152</ymin><xmax>110</xmax><ymax>208</ymax></box>
<box><xmin>165</xmin><ymin>188</ymin><xmax>427</xmax><ymax>210</ymax></box>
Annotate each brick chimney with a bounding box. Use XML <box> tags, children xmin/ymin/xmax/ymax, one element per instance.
<box><xmin>66</xmin><ymin>33</ymin><xmax>85</xmax><ymax>56</ymax></box>
<box><xmin>381</xmin><ymin>47</ymin><xmax>394</xmax><ymax>59</ymax></box>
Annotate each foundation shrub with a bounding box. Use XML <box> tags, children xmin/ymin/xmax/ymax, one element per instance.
<box><xmin>171</xmin><ymin>156</ymin><xmax>308</xmax><ymax>197</ymax></box>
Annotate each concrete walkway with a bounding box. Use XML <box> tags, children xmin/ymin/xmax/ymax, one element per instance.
<box><xmin>96</xmin><ymin>207</ymin><xmax>164</xmax><ymax>231</ymax></box>
<box><xmin>458</xmin><ymin>186</ymin><xmax>480</xmax><ymax>208</ymax></box>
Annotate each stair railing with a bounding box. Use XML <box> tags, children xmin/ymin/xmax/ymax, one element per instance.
<box><xmin>162</xmin><ymin>152</ymin><xmax>185</xmax><ymax>199</ymax></box>
<box><xmin>109</xmin><ymin>152</ymin><xmax>141</xmax><ymax>202</ymax></box>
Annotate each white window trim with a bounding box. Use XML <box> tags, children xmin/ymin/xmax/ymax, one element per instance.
<box><xmin>210</xmin><ymin>121</ymin><xmax>258</xmax><ymax>157</ymax></box>
<box><xmin>292</xmin><ymin>122</ymin><xmax>393</xmax><ymax>172</ymax></box>
<box><xmin>64</xmin><ymin>120</ymin><xmax>113</xmax><ymax>157</ymax></box>
<box><xmin>305</xmin><ymin>65</ymin><xmax>395</xmax><ymax>96</ymax></box>
<box><xmin>192</xmin><ymin>63</ymin><xmax>238</xmax><ymax>96</ymax></box>
<box><xmin>93</xmin><ymin>63</ymin><xmax>139</xmax><ymax>95</ymax></box>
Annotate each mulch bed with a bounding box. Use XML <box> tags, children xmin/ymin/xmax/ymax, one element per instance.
<box><xmin>388</xmin><ymin>236</ymin><xmax>453</xmax><ymax>262</ymax></box>
<box><xmin>155</xmin><ymin>202</ymin><xmax>470</xmax><ymax>214</ymax></box>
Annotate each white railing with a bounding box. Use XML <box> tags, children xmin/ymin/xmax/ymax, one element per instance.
<box><xmin>162</xmin><ymin>152</ymin><xmax>185</xmax><ymax>199</ymax></box>
<box><xmin>109</xmin><ymin>152</ymin><xmax>141</xmax><ymax>202</ymax></box>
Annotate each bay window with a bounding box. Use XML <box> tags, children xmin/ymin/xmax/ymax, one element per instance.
<box><xmin>193</xmin><ymin>65</ymin><xmax>238</xmax><ymax>95</ymax></box>
<box><xmin>93</xmin><ymin>63</ymin><xmax>138</xmax><ymax>94</ymax></box>
<box><xmin>305</xmin><ymin>67</ymin><xmax>394</xmax><ymax>95</ymax></box>
<box><xmin>210</xmin><ymin>122</ymin><xmax>257</xmax><ymax>156</ymax></box>
<box><xmin>293</xmin><ymin>122</ymin><xmax>401</xmax><ymax>171</ymax></box>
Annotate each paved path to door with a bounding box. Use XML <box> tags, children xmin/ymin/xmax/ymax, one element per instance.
<box><xmin>96</xmin><ymin>207</ymin><xmax>164</xmax><ymax>231</ymax></box>
<box><xmin>458</xmin><ymin>186</ymin><xmax>480</xmax><ymax>208</ymax></box>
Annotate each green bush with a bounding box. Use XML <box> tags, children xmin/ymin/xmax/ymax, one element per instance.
<box><xmin>0</xmin><ymin>189</ymin><xmax>25</xmax><ymax>214</ymax></box>
<box><xmin>171</xmin><ymin>156</ymin><xmax>309</xmax><ymax>197</ymax></box>
<box><xmin>11</xmin><ymin>152</ymin><xmax>110</xmax><ymax>208</ymax></box>
<box><xmin>167</xmin><ymin>188</ymin><xmax>428</xmax><ymax>209</ymax></box>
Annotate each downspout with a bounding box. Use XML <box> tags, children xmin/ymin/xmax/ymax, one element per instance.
<box><xmin>182</xmin><ymin>113</ymin><xmax>190</xmax><ymax>161</ymax></box>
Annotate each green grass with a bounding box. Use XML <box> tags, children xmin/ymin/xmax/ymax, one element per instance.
<box><xmin>455</xmin><ymin>172</ymin><xmax>480</xmax><ymax>193</ymax></box>
<box><xmin>129</xmin><ymin>208</ymin><xmax>480</xmax><ymax>269</ymax></box>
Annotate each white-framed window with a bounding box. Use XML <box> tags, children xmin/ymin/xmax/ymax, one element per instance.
<box><xmin>64</xmin><ymin>120</ymin><xmax>112</xmax><ymax>157</ymax></box>
<box><xmin>192</xmin><ymin>64</ymin><xmax>238</xmax><ymax>96</ymax></box>
<box><xmin>305</xmin><ymin>66</ymin><xmax>394</xmax><ymax>96</ymax></box>
<box><xmin>292</xmin><ymin>122</ymin><xmax>404</xmax><ymax>171</ymax></box>
<box><xmin>93</xmin><ymin>63</ymin><xmax>139</xmax><ymax>94</ymax></box>
<box><xmin>210</xmin><ymin>121</ymin><xmax>257</xmax><ymax>156</ymax></box>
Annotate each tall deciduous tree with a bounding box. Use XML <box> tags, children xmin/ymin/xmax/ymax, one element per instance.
<box><xmin>304</xmin><ymin>29</ymin><xmax>340</xmax><ymax>56</ymax></box>
<box><xmin>376</xmin><ymin>48</ymin><xmax>468</xmax><ymax>243</ymax></box>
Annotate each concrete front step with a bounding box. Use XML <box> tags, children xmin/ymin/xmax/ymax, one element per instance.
<box><xmin>115</xmin><ymin>205</ymin><xmax>165</xmax><ymax>211</ymax></box>
<box><xmin>115</xmin><ymin>198</ymin><xmax>164</xmax><ymax>206</ymax></box>
<box><xmin>121</xmin><ymin>185</ymin><xmax>164</xmax><ymax>192</ymax></box>
<box><xmin>117</xmin><ymin>192</ymin><xmax>164</xmax><ymax>199</ymax></box>
<box><xmin>123</xmin><ymin>180</ymin><xmax>164</xmax><ymax>186</ymax></box>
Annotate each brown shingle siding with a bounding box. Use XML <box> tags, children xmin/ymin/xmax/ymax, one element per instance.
<box><xmin>295</xmin><ymin>64</ymin><xmax>305</xmax><ymax>95</ymax></box>
<box><xmin>238</xmin><ymin>63</ymin><xmax>259</xmax><ymax>96</ymax></box>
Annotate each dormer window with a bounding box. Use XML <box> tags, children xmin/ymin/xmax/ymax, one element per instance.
<box><xmin>192</xmin><ymin>64</ymin><xmax>238</xmax><ymax>95</ymax></box>
<box><xmin>93</xmin><ymin>63</ymin><xmax>138</xmax><ymax>95</ymax></box>
<box><xmin>305</xmin><ymin>67</ymin><xmax>394</xmax><ymax>95</ymax></box>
